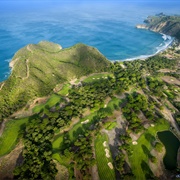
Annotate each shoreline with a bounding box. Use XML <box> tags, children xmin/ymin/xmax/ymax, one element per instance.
<box><xmin>0</xmin><ymin>33</ymin><xmax>178</xmax><ymax>83</ymax></box>
<box><xmin>113</xmin><ymin>33</ymin><xmax>175</xmax><ymax>62</ymax></box>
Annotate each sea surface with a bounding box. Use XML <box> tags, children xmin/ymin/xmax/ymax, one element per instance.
<box><xmin>0</xmin><ymin>1</ymin><xmax>180</xmax><ymax>82</ymax></box>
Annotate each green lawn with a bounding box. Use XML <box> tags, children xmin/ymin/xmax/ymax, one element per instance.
<box><xmin>33</xmin><ymin>94</ymin><xmax>62</xmax><ymax>113</ymax></box>
<box><xmin>106</xmin><ymin>97</ymin><xmax>122</xmax><ymax>111</ymax></box>
<box><xmin>0</xmin><ymin>117</ymin><xmax>29</xmax><ymax>157</ymax></box>
<box><xmin>83</xmin><ymin>73</ymin><xmax>114</xmax><ymax>83</ymax></box>
<box><xmin>58</xmin><ymin>83</ymin><xmax>71</xmax><ymax>96</ymax></box>
<box><xmin>129</xmin><ymin>119</ymin><xmax>170</xmax><ymax>180</ymax></box>
<box><xmin>52</xmin><ymin>121</ymin><xmax>85</xmax><ymax>153</ymax></box>
<box><xmin>104</xmin><ymin>121</ymin><xmax>117</xmax><ymax>130</ymax></box>
<box><xmin>52</xmin><ymin>153</ymin><xmax>71</xmax><ymax>167</ymax></box>
<box><xmin>53</xmin><ymin>112</ymin><xmax>97</xmax><ymax>152</ymax></box>
<box><xmin>95</xmin><ymin>133</ymin><xmax>116</xmax><ymax>180</ymax></box>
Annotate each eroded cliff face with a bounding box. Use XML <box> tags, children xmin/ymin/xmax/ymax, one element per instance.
<box><xmin>149</xmin><ymin>21</ymin><xmax>168</xmax><ymax>32</ymax></box>
<box><xmin>136</xmin><ymin>15</ymin><xmax>180</xmax><ymax>41</ymax></box>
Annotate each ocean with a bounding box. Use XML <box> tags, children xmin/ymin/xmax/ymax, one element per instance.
<box><xmin>0</xmin><ymin>1</ymin><xmax>179</xmax><ymax>82</ymax></box>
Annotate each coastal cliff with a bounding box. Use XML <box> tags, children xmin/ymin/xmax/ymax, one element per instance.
<box><xmin>136</xmin><ymin>14</ymin><xmax>180</xmax><ymax>41</ymax></box>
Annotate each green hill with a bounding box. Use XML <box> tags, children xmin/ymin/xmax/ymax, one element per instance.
<box><xmin>0</xmin><ymin>41</ymin><xmax>110</xmax><ymax>121</ymax></box>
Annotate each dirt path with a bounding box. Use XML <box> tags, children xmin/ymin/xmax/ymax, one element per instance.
<box><xmin>162</xmin><ymin>107</ymin><xmax>180</xmax><ymax>139</ymax></box>
<box><xmin>27</xmin><ymin>44</ymin><xmax>33</xmax><ymax>53</ymax></box>
<box><xmin>0</xmin><ymin>119</ymin><xmax>7</xmax><ymax>137</ymax></box>
<box><xmin>55</xmin><ymin>161</ymin><xmax>69</xmax><ymax>180</ymax></box>
<box><xmin>22</xmin><ymin>59</ymin><xmax>29</xmax><ymax>80</ymax></box>
<box><xmin>26</xmin><ymin>59</ymin><xmax>30</xmax><ymax>78</ymax></box>
<box><xmin>150</xmin><ymin>95</ymin><xmax>180</xmax><ymax>138</ymax></box>
<box><xmin>9</xmin><ymin>58</ymin><xmax>19</xmax><ymax>69</ymax></box>
<box><xmin>0</xmin><ymin>83</ymin><xmax>4</xmax><ymax>91</ymax></box>
<box><xmin>161</xmin><ymin>76</ymin><xmax>180</xmax><ymax>85</ymax></box>
<box><xmin>149</xmin><ymin>148</ymin><xmax>170</xmax><ymax>179</ymax></box>
<box><xmin>57</xmin><ymin>117</ymin><xmax>80</xmax><ymax>135</ymax></box>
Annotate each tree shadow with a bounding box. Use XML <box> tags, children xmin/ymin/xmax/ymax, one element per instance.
<box><xmin>72</xmin><ymin>127</ymin><xmax>84</xmax><ymax>140</ymax></box>
<box><xmin>141</xmin><ymin>160</ymin><xmax>154</xmax><ymax>179</ymax></box>
<box><xmin>142</xmin><ymin>145</ymin><xmax>150</xmax><ymax>156</ymax></box>
<box><xmin>16</xmin><ymin>151</ymin><xmax>23</xmax><ymax>167</ymax></box>
<box><xmin>141</xmin><ymin>144</ymin><xmax>154</xmax><ymax>160</ymax></box>
<box><xmin>144</xmin><ymin>133</ymin><xmax>155</xmax><ymax>145</ymax></box>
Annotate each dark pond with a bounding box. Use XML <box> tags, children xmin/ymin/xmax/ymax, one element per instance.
<box><xmin>157</xmin><ymin>130</ymin><xmax>180</xmax><ymax>170</ymax></box>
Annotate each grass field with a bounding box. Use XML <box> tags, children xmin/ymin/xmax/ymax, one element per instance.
<box><xmin>53</xmin><ymin>112</ymin><xmax>97</xmax><ymax>152</ymax></box>
<box><xmin>104</xmin><ymin>121</ymin><xmax>117</xmax><ymax>130</ymax></box>
<box><xmin>106</xmin><ymin>97</ymin><xmax>122</xmax><ymax>111</ymax></box>
<box><xmin>33</xmin><ymin>94</ymin><xmax>62</xmax><ymax>113</ymax></box>
<box><xmin>129</xmin><ymin>119</ymin><xmax>170</xmax><ymax>180</ymax></box>
<box><xmin>83</xmin><ymin>73</ymin><xmax>113</xmax><ymax>83</ymax></box>
<box><xmin>58</xmin><ymin>83</ymin><xmax>71</xmax><ymax>96</ymax></box>
<box><xmin>95</xmin><ymin>133</ymin><xmax>116</xmax><ymax>180</ymax></box>
<box><xmin>0</xmin><ymin>117</ymin><xmax>29</xmax><ymax>157</ymax></box>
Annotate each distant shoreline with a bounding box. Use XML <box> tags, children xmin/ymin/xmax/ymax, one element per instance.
<box><xmin>113</xmin><ymin>33</ymin><xmax>175</xmax><ymax>62</ymax></box>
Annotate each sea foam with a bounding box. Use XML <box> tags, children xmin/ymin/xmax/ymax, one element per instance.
<box><xmin>120</xmin><ymin>34</ymin><xmax>174</xmax><ymax>61</ymax></box>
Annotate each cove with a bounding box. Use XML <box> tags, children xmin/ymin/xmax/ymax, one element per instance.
<box><xmin>157</xmin><ymin>131</ymin><xmax>180</xmax><ymax>170</ymax></box>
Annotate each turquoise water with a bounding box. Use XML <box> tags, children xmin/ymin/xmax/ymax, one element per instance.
<box><xmin>0</xmin><ymin>1</ymin><xmax>179</xmax><ymax>82</ymax></box>
<box><xmin>157</xmin><ymin>131</ymin><xmax>180</xmax><ymax>170</ymax></box>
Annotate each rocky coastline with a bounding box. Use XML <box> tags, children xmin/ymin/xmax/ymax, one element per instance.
<box><xmin>136</xmin><ymin>14</ymin><xmax>180</xmax><ymax>42</ymax></box>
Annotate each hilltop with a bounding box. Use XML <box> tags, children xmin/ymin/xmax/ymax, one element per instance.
<box><xmin>0</xmin><ymin>41</ymin><xmax>110</xmax><ymax>121</ymax></box>
<box><xmin>136</xmin><ymin>14</ymin><xmax>180</xmax><ymax>41</ymax></box>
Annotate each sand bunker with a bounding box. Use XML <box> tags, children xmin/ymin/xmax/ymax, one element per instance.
<box><xmin>81</xmin><ymin>119</ymin><xmax>89</xmax><ymax>124</ymax></box>
<box><xmin>108</xmin><ymin>162</ymin><xmax>113</xmax><ymax>169</ymax></box>
<box><xmin>132</xmin><ymin>141</ymin><xmax>138</xmax><ymax>145</ymax></box>
<box><xmin>105</xmin><ymin>148</ymin><xmax>110</xmax><ymax>158</ymax></box>
<box><xmin>103</xmin><ymin>141</ymin><xmax>107</xmax><ymax>147</ymax></box>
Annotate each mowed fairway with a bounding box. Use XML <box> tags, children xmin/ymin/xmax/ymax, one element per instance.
<box><xmin>0</xmin><ymin>117</ymin><xmax>29</xmax><ymax>157</ymax></box>
<box><xmin>83</xmin><ymin>73</ymin><xmax>113</xmax><ymax>83</ymax></box>
<box><xmin>95</xmin><ymin>133</ymin><xmax>116</xmax><ymax>180</ymax></box>
<box><xmin>129</xmin><ymin>119</ymin><xmax>170</xmax><ymax>180</ymax></box>
<box><xmin>58</xmin><ymin>83</ymin><xmax>71</xmax><ymax>96</ymax></box>
<box><xmin>33</xmin><ymin>94</ymin><xmax>62</xmax><ymax>113</ymax></box>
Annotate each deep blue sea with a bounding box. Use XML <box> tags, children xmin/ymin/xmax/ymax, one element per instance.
<box><xmin>0</xmin><ymin>1</ymin><xmax>180</xmax><ymax>82</ymax></box>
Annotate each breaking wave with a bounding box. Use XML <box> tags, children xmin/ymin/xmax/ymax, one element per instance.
<box><xmin>120</xmin><ymin>33</ymin><xmax>174</xmax><ymax>61</ymax></box>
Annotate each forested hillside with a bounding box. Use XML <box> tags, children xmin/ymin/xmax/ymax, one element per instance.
<box><xmin>0</xmin><ymin>42</ymin><xmax>110</xmax><ymax>122</ymax></box>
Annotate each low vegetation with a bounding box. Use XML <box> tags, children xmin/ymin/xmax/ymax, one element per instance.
<box><xmin>0</xmin><ymin>117</ymin><xmax>29</xmax><ymax>157</ymax></box>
